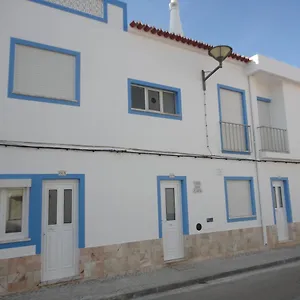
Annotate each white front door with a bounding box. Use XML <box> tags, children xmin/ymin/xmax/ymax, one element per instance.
<box><xmin>161</xmin><ymin>180</ymin><xmax>184</xmax><ymax>261</ymax></box>
<box><xmin>272</xmin><ymin>181</ymin><xmax>289</xmax><ymax>242</ymax></box>
<box><xmin>42</xmin><ymin>180</ymin><xmax>78</xmax><ymax>282</ymax></box>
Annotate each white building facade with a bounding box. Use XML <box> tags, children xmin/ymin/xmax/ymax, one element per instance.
<box><xmin>1</xmin><ymin>0</ymin><xmax>300</xmax><ymax>294</ymax></box>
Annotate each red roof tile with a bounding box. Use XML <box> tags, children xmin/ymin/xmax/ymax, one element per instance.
<box><xmin>130</xmin><ymin>21</ymin><xmax>251</xmax><ymax>63</ymax></box>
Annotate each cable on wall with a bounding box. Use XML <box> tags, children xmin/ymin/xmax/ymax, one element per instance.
<box><xmin>1</xmin><ymin>141</ymin><xmax>300</xmax><ymax>165</ymax></box>
<box><xmin>203</xmin><ymin>90</ymin><xmax>213</xmax><ymax>155</ymax></box>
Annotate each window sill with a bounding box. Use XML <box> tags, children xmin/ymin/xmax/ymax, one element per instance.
<box><xmin>227</xmin><ymin>216</ymin><xmax>257</xmax><ymax>223</ymax></box>
<box><xmin>222</xmin><ymin>150</ymin><xmax>251</xmax><ymax>155</ymax></box>
<box><xmin>0</xmin><ymin>237</ymin><xmax>31</xmax><ymax>245</ymax></box>
<box><xmin>129</xmin><ymin>108</ymin><xmax>182</xmax><ymax>120</ymax></box>
<box><xmin>8</xmin><ymin>92</ymin><xmax>80</xmax><ymax>107</ymax></box>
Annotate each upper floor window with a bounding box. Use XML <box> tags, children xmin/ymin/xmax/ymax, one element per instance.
<box><xmin>8</xmin><ymin>38</ymin><xmax>80</xmax><ymax>106</ymax></box>
<box><xmin>0</xmin><ymin>179</ymin><xmax>31</xmax><ymax>242</ymax></box>
<box><xmin>257</xmin><ymin>97</ymin><xmax>289</xmax><ymax>153</ymax></box>
<box><xmin>217</xmin><ymin>84</ymin><xmax>250</xmax><ymax>154</ymax></box>
<box><xmin>128</xmin><ymin>79</ymin><xmax>182</xmax><ymax>120</ymax></box>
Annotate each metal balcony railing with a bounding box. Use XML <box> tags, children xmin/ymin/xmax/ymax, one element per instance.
<box><xmin>258</xmin><ymin>126</ymin><xmax>289</xmax><ymax>153</ymax></box>
<box><xmin>221</xmin><ymin>122</ymin><xmax>251</xmax><ymax>153</ymax></box>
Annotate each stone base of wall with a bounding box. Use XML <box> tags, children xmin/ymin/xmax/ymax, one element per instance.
<box><xmin>1</xmin><ymin>224</ymin><xmax>300</xmax><ymax>295</ymax></box>
<box><xmin>0</xmin><ymin>255</ymin><xmax>41</xmax><ymax>295</ymax></box>
<box><xmin>267</xmin><ymin>222</ymin><xmax>300</xmax><ymax>248</ymax></box>
<box><xmin>79</xmin><ymin>227</ymin><xmax>264</xmax><ymax>280</ymax></box>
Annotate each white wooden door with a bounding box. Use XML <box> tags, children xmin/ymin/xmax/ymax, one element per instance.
<box><xmin>161</xmin><ymin>181</ymin><xmax>184</xmax><ymax>261</ymax></box>
<box><xmin>42</xmin><ymin>180</ymin><xmax>78</xmax><ymax>282</ymax></box>
<box><xmin>272</xmin><ymin>181</ymin><xmax>289</xmax><ymax>242</ymax></box>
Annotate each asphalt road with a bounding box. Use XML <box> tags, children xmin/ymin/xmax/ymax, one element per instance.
<box><xmin>138</xmin><ymin>262</ymin><xmax>300</xmax><ymax>300</ymax></box>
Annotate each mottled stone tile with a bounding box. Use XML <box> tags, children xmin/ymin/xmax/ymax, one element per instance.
<box><xmin>0</xmin><ymin>259</ymin><xmax>8</xmax><ymax>277</ymax></box>
<box><xmin>103</xmin><ymin>244</ymin><xmax>120</xmax><ymax>260</ymax></box>
<box><xmin>33</xmin><ymin>270</ymin><xmax>41</xmax><ymax>285</ymax></box>
<box><xmin>26</xmin><ymin>255</ymin><xmax>41</xmax><ymax>272</ymax></box>
<box><xmin>83</xmin><ymin>261</ymin><xmax>96</xmax><ymax>278</ymax></box>
<box><xmin>104</xmin><ymin>258</ymin><xmax>128</xmax><ymax>277</ymax></box>
<box><xmin>8</xmin><ymin>257</ymin><xmax>26</xmax><ymax>275</ymax></box>
<box><xmin>0</xmin><ymin>276</ymin><xmax>7</xmax><ymax>294</ymax></box>
<box><xmin>7</xmin><ymin>279</ymin><xmax>27</xmax><ymax>293</ymax></box>
<box><xmin>140</xmin><ymin>240</ymin><xmax>152</xmax><ymax>268</ymax></box>
<box><xmin>26</xmin><ymin>272</ymin><xmax>35</xmax><ymax>289</ymax></box>
<box><xmin>91</xmin><ymin>261</ymin><xmax>104</xmax><ymax>278</ymax></box>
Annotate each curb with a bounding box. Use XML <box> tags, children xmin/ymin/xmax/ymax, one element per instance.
<box><xmin>100</xmin><ymin>256</ymin><xmax>300</xmax><ymax>300</ymax></box>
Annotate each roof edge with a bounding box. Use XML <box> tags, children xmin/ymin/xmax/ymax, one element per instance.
<box><xmin>130</xmin><ymin>21</ymin><xmax>251</xmax><ymax>64</ymax></box>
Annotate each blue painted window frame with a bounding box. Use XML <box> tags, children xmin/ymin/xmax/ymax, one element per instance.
<box><xmin>157</xmin><ymin>176</ymin><xmax>189</xmax><ymax>238</ymax></box>
<box><xmin>0</xmin><ymin>174</ymin><xmax>85</xmax><ymax>252</ymax></box>
<box><xmin>8</xmin><ymin>37</ymin><xmax>81</xmax><ymax>106</ymax></box>
<box><xmin>224</xmin><ymin>176</ymin><xmax>257</xmax><ymax>223</ymax></box>
<box><xmin>257</xmin><ymin>96</ymin><xmax>271</xmax><ymax>103</ymax></box>
<box><xmin>217</xmin><ymin>84</ymin><xmax>250</xmax><ymax>155</ymax></box>
<box><xmin>270</xmin><ymin>177</ymin><xmax>293</xmax><ymax>224</ymax></box>
<box><xmin>30</xmin><ymin>0</ymin><xmax>128</xmax><ymax>31</ymax></box>
<box><xmin>128</xmin><ymin>79</ymin><xmax>182</xmax><ymax>120</ymax></box>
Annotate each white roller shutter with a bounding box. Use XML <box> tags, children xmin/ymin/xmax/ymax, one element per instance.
<box><xmin>13</xmin><ymin>44</ymin><xmax>76</xmax><ymax>101</ymax></box>
<box><xmin>227</xmin><ymin>180</ymin><xmax>253</xmax><ymax>219</ymax></box>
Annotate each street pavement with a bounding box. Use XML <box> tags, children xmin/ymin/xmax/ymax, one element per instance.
<box><xmin>138</xmin><ymin>262</ymin><xmax>300</xmax><ymax>300</ymax></box>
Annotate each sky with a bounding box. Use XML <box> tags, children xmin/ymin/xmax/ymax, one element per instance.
<box><xmin>122</xmin><ymin>0</ymin><xmax>300</xmax><ymax>67</ymax></box>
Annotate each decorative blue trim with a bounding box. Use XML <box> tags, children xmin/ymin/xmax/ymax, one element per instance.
<box><xmin>224</xmin><ymin>177</ymin><xmax>257</xmax><ymax>223</ymax></box>
<box><xmin>157</xmin><ymin>176</ymin><xmax>189</xmax><ymax>239</ymax></box>
<box><xmin>8</xmin><ymin>37</ymin><xmax>81</xmax><ymax>106</ymax></box>
<box><xmin>128</xmin><ymin>79</ymin><xmax>182</xmax><ymax>120</ymax></box>
<box><xmin>217</xmin><ymin>84</ymin><xmax>250</xmax><ymax>154</ymax></box>
<box><xmin>270</xmin><ymin>177</ymin><xmax>293</xmax><ymax>224</ymax></box>
<box><xmin>30</xmin><ymin>0</ymin><xmax>128</xmax><ymax>31</ymax></box>
<box><xmin>0</xmin><ymin>174</ymin><xmax>85</xmax><ymax>252</ymax></box>
<box><xmin>222</xmin><ymin>150</ymin><xmax>251</xmax><ymax>155</ymax></box>
<box><xmin>257</xmin><ymin>96</ymin><xmax>271</xmax><ymax>103</ymax></box>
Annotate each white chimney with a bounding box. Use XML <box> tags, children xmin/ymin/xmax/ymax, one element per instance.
<box><xmin>169</xmin><ymin>0</ymin><xmax>183</xmax><ymax>36</ymax></box>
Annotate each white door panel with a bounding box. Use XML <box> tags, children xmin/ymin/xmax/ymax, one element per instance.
<box><xmin>161</xmin><ymin>181</ymin><xmax>184</xmax><ymax>261</ymax></box>
<box><xmin>42</xmin><ymin>180</ymin><xmax>78</xmax><ymax>282</ymax></box>
<box><xmin>272</xmin><ymin>181</ymin><xmax>289</xmax><ymax>242</ymax></box>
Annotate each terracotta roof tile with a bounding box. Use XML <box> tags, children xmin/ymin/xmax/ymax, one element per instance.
<box><xmin>130</xmin><ymin>21</ymin><xmax>251</xmax><ymax>63</ymax></box>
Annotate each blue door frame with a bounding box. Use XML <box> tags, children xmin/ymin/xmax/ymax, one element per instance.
<box><xmin>270</xmin><ymin>177</ymin><xmax>293</xmax><ymax>225</ymax></box>
<box><xmin>156</xmin><ymin>176</ymin><xmax>189</xmax><ymax>239</ymax></box>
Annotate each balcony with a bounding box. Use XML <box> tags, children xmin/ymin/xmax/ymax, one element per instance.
<box><xmin>258</xmin><ymin>126</ymin><xmax>289</xmax><ymax>153</ymax></box>
<box><xmin>221</xmin><ymin>122</ymin><xmax>251</xmax><ymax>154</ymax></box>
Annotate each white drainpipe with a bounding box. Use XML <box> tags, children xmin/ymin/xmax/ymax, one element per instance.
<box><xmin>247</xmin><ymin>75</ymin><xmax>268</xmax><ymax>246</ymax></box>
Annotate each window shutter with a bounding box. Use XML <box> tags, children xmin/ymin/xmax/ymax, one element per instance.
<box><xmin>227</xmin><ymin>180</ymin><xmax>252</xmax><ymax>219</ymax></box>
<box><xmin>14</xmin><ymin>44</ymin><xmax>76</xmax><ymax>101</ymax></box>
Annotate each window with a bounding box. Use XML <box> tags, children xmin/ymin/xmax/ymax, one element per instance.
<box><xmin>217</xmin><ymin>84</ymin><xmax>250</xmax><ymax>154</ymax></box>
<box><xmin>0</xmin><ymin>179</ymin><xmax>30</xmax><ymax>242</ymax></box>
<box><xmin>128</xmin><ymin>79</ymin><xmax>182</xmax><ymax>120</ymax></box>
<box><xmin>257</xmin><ymin>97</ymin><xmax>271</xmax><ymax>127</ymax></box>
<box><xmin>8</xmin><ymin>38</ymin><xmax>80</xmax><ymax>106</ymax></box>
<box><xmin>224</xmin><ymin>177</ymin><xmax>257</xmax><ymax>222</ymax></box>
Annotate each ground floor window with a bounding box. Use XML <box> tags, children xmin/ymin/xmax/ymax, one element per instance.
<box><xmin>0</xmin><ymin>180</ymin><xmax>30</xmax><ymax>242</ymax></box>
<box><xmin>224</xmin><ymin>177</ymin><xmax>257</xmax><ymax>222</ymax></box>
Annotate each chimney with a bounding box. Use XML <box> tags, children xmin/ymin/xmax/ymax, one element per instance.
<box><xmin>169</xmin><ymin>0</ymin><xmax>183</xmax><ymax>36</ymax></box>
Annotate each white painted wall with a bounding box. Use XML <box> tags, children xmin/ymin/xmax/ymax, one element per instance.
<box><xmin>1</xmin><ymin>0</ymin><xmax>300</xmax><ymax>253</ymax></box>
<box><xmin>0</xmin><ymin>0</ymin><xmax>253</xmax><ymax>158</ymax></box>
<box><xmin>2</xmin><ymin>146</ymin><xmax>300</xmax><ymax>248</ymax></box>
<box><xmin>0</xmin><ymin>245</ymin><xmax>36</xmax><ymax>259</ymax></box>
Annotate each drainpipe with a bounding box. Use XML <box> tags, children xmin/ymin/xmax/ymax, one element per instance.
<box><xmin>247</xmin><ymin>75</ymin><xmax>268</xmax><ymax>246</ymax></box>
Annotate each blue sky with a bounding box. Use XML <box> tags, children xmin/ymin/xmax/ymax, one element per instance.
<box><xmin>122</xmin><ymin>0</ymin><xmax>299</xmax><ymax>67</ymax></box>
